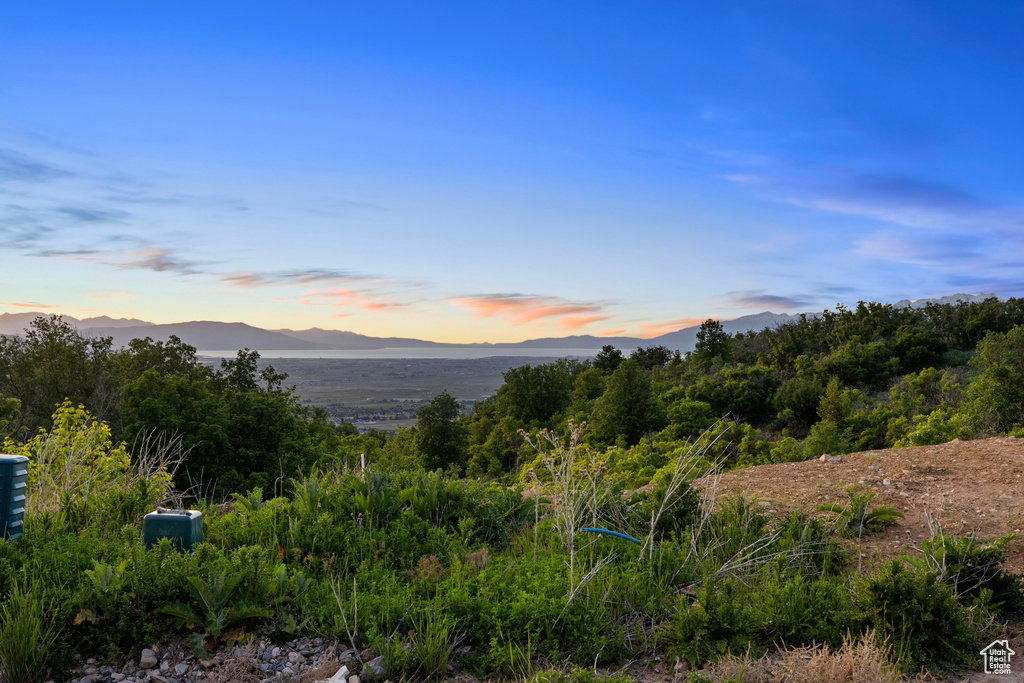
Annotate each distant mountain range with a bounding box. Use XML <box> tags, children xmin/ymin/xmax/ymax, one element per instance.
<box><xmin>0</xmin><ymin>293</ymin><xmax>1001</xmax><ymax>354</ymax></box>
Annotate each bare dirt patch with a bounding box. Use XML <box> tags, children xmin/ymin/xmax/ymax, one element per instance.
<box><xmin>700</xmin><ymin>436</ymin><xmax>1024</xmax><ymax>573</ymax></box>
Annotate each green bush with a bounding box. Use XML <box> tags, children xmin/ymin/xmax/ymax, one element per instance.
<box><xmin>664</xmin><ymin>577</ymin><xmax>762</xmax><ymax>666</ymax></box>
<box><xmin>856</xmin><ymin>560</ymin><xmax>976</xmax><ymax>674</ymax></box>
<box><xmin>908</xmin><ymin>528</ymin><xmax>1024</xmax><ymax>619</ymax></box>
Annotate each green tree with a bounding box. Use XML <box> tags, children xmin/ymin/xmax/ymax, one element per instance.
<box><xmin>962</xmin><ymin>324</ymin><xmax>1024</xmax><ymax>433</ymax></box>
<box><xmin>593</xmin><ymin>344</ymin><xmax>624</xmax><ymax>372</ymax></box>
<box><xmin>0</xmin><ymin>315</ymin><xmax>115</xmax><ymax>434</ymax></box>
<box><xmin>416</xmin><ymin>391</ymin><xmax>468</xmax><ymax>472</ymax></box>
<box><xmin>494</xmin><ymin>361</ymin><xmax>577</xmax><ymax>425</ymax></box>
<box><xmin>693</xmin><ymin>319</ymin><xmax>732</xmax><ymax>365</ymax></box>
<box><xmin>590</xmin><ymin>359</ymin><xmax>667</xmax><ymax>445</ymax></box>
<box><xmin>629</xmin><ymin>345</ymin><xmax>673</xmax><ymax>371</ymax></box>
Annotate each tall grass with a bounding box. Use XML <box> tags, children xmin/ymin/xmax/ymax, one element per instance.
<box><xmin>0</xmin><ymin>578</ymin><xmax>62</xmax><ymax>683</ymax></box>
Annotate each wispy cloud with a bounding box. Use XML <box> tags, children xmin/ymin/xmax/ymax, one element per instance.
<box><xmin>0</xmin><ymin>300</ymin><xmax>58</xmax><ymax>309</ymax></box>
<box><xmin>38</xmin><ymin>242</ymin><xmax>204</xmax><ymax>276</ymax></box>
<box><xmin>298</xmin><ymin>287</ymin><xmax>408</xmax><ymax>311</ymax></box>
<box><xmin>117</xmin><ymin>247</ymin><xmax>201</xmax><ymax>274</ymax></box>
<box><xmin>450</xmin><ymin>293</ymin><xmax>604</xmax><ymax>326</ymax></box>
<box><xmin>853</xmin><ymin>232</ymin><xmax>987</xmax><ymax>266</ymax></box>
<box><xmin>223</xmin><ymin>268</ymin><xmax>374</xmax><ymax>288</ymax></box>
<box><xmin>0</xmin><ymin>149</ymin><xmax>72</xmax><ymax>182</ymax></box>
<box><xmin>56</xmin><ymin>206</ymin><xmax>130</xmax><ymax>223</ymax></box>
<box><xmin>558</xmin><ymin>314</ymin><xmax>609</xmax><ymax>330</ymax></box>
<box><xmin>725</xmin><ymin>290</ymin><xmax>811</xmax><ymax>310</ymax></box>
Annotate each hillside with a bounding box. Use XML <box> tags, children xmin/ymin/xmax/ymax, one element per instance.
<box><xmin>703</xmin><ymin>436</ymin><xmax>1024</xmax><ymax>572</ymax></box>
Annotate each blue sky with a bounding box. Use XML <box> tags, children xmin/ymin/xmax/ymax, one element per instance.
<box><xmin>1</xmin><ymin>1</ymin><xmax>1022</xmax><ymax>342</ymax></box>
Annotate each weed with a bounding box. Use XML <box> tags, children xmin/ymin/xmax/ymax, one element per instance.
<box><xmin>160</xmin><ymin>570</ymin><xmax>272</xmax><ymax>658</ymax></box>
<box><xmin>0</xmin><ymin>578</ymin><xmax>63</xmax><ymax>683</ymax></box>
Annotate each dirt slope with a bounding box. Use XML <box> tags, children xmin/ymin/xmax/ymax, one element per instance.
<box><xmin>701</xmin><ymin>436</ymin><xmax>1024</xmax><ymax>572</ymax></box>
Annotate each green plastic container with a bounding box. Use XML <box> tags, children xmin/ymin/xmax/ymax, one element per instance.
<box><xmin>142</xmin><ymin>508</ymin><xmax>203</xmax><ymax>551</ymax></box>
<box><xmin>1</xmin><ymin>454</ymin><xmax>28</xmax><ymax>541</ymax></box>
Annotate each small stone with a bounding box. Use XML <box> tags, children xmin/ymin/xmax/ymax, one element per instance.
<box><xmin>174</xmin><ymin>663</ymin><xmax>189</xmax><ymax>676</ymax></box>
<box><xmin>160</xmin><ymin>660</ymin><xmax>170</xmax><ymax>673</ymax></box>
<box><xmin>282</xmin><ymin>667</ymin><xmax>295</xmax><ymax>676</ymax></box>
<box><xmin>140</xmin><ymin>650</ymin><xmax>159</xmax><ymax>670</ymax></box>
<box><xmin>272</xmin><ymin>647</ymin><xmax>281</xmax><ymax>658</ymax></box>
<box><xmin>365</xmin><ymin>656</ymin><xmax>385</xmax><ymax>678</ymax></box>
<box><xmin>112</xmin><ymin>675</ymin><xmax>125</xmax><ymax>682</ymax></box>
<box><xmin>320</xmin><ymin>665</ymin><xmax>350</xmax><ymax>683</ymax></box>
<box><xmin>883</xmin><ymin>478</ymin><xmax>892</xmax><ymax>486</ymax></box>
<box><xmin>289</xmin><ymin>651</ymin><xmax>306</xmax><ymax>665</ymax></box>
<box><xmin>150</xmin><ymin>674</ymin><xmax>169</xmax><ymax>683</ymax></box>
<box><xmin>348</xmin><ymin>676</ymin><xmax>360</xmax><ymax>683</ymax></box>
<box><xmin>80</xmin><ymin>675</ymin><xmax>101</xmax><ymax>683</ymax></box>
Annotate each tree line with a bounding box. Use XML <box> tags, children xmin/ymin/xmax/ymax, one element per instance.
<box><xmin>4</xmin><ymin>297</ymin><xmax>1024</xmax><ymax>495</ymax></box>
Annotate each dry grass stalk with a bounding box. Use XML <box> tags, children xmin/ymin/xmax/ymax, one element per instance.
<box><xmin>202</xmin><ymin>644</ymin><xmax>263</xmax><ymax>683</ymax></box>
<box><xmin>522</xmin><ymin>420</ymin><xmax>614</xmax><ymax>604</ymax></box>
<box><xmin>703</xmin><ymin>631</ymin><xmax>933</xmax><ymax>683</ymax></box>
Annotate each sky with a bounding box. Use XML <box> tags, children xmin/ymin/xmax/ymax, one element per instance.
<box><xmin>1</xmin><ymin>1</ymin><xmax>1022</xmax><ymax>343</ymax></box>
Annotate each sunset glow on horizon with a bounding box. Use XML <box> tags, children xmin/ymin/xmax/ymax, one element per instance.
<box><xmin>1</xmin><ymin>3</ymin><xmax>1022</xmax><ymax>344</ymax></box>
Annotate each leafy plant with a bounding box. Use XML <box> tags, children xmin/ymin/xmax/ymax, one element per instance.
<box><xmin>75</xmin><ymin>559</ymin><xmax>129</xmax><ymax>624</ymax></box>
<box><xmin>817</xmin><ymin>489</ymin><xmax>903</xmax><ymax>537</ymax></box>
<box><xmin>908</xmin><ymin>525</ymin><xmax>1023</xmax><ymax>617</ymax></box>
<box><xmin>159</xmin><ymin>570</ymin><xmax>272</xmax><ymax>658</ymax></box>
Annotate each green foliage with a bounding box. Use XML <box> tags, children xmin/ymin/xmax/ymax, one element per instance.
<box><xmin>908</xmin><ymin>527</ymin><xmax>1024</xmax><ymax>618</ymax></box>
<box><xmin>416</xmin><ymin>391</ymin><xmax>469</xmax><ymax>472</ymax></box>
<box><xmin>661</xmin><ymin>399</ymin><xmax>715</xmax><ymax>441</ymax></box>
<box><xmin>408</xmin><ymin>608</ymin><xmax>459</xmax><ymax>680</ymax></box>
<box><xmin>685</xmin><ymin>365</ymin><xmax>779</xmax><ymax>426</ymax></box>
<box><xmin>159</xmin><ymin>570</ymin><xmax>273</xmax><ymax>658</ymax></box>
<box><xmin>857</xmin><ymin>560</ymin><xmax>976</xmax><ymax>674</ymax></box>
<box><xmin>593</xmin><ymin>345</ymin><xmax>624</xmax><ymax>372</ymax></box>
<box><xmin>0</xmin><ymin>315</ymin><xmax>115</xmax><ymax>436</ymax></box>
<box><xmin>693</xmin><ymin>319</ymin><xmax>732</xmax><ymax>366</ymax></box>
<box><xmin>495</xmin><ymin>361</ymin><xmax>579</xmax><ymax>426</ymax></box>
<box><xmin>665</xmin><ymin>577</ymin><xmax>761</xmax><ymax>666</ymax></box>
<box><xmin>962</xmin><ymin>324</ymin><xmax>1024</xmax><ymax>433</ymax></box>
<box><xmin>590</xmin><ymin>359</ymin><xmax>667</xmax><ymax>445</ymax></box>
<box><xmin>0</xmin><ymin>578</ymin><xmax>63</xmax><ymax>683</ymax></box>
<box><xmin>817</xmin><ymin>489</ymin><xmax>903</xmax><ymax>537</ymax></box>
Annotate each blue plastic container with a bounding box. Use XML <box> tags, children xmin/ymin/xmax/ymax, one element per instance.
<box><xmin>0</xmin><ymin>454</ymin><xmax>28</xmax><ymax>541</ymax></box>
<box><xmin>142</xmin><ymin>508</ymin><xmax>203</xmax><ymax>551</ymax></box>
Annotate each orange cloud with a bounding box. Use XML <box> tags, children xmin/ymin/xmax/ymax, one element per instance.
<box><xmin>293</xmin><ymin>288</ymin><xmax>406</xmax><ymax>311</ymax></box>
<box><xmin>224</xmin><ymin>273</ymin><xmax>267</xmax><ymax>288</ymax></box>
<box><xmin>599</xmin><ymin>328</ymin><xmax>626</xmax><ymax>337</ymax></box>
<box><xmin>450</xmin><ymin>294</ymin><xmax>603</xmax><ymax>326</ymax></box>
<box><xmin>559</xmin><ymin>315</ymin><xmax>609</xmax><ymax>330</ymax></box>
<box><xmin>638</xmin><ymin>317</ymin><xmax>713</xmax><ymax>338</ymax></box>
<box><xmin>0</xmin><ymin>301</ymin><xmax>58</xmax><ymax>309</ymax></box>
